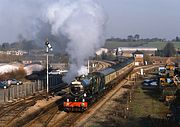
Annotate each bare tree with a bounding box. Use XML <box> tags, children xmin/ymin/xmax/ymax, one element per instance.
<box><xmin>163</xmin><ymin>42</ymin><xmax>176</xmax><ymax>57</ymax></box>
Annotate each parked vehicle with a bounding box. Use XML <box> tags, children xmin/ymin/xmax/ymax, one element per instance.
<box><xmin>141</xmin><ymin>79</ymin><xmax>158</xmax><ymax>90</ymax></box>
<box><xmin>49</xmin><ymin>70</ymin><xmax>61</xmax><ymax>75</ymax></box>
<box><xmin>0</xmin><ymin>81</ymin><xmax>9</xmax><ymax>89</ymax></box>
<box><xmin>142</xmin><ymin>79</ymin><xmax>151</xmax><ymax>86</ymax></box>
<box><xmin>6</xmin><ymin>79</ymin><xmax>23</xmax><ymax>85</ymax></box>
<box><xmin>49</xmin><ymin>69</ymin><xmax>68</xmax><ymax>75</ymax></box>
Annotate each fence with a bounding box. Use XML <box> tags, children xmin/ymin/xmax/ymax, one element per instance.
<box><xmin>0</xmin><ymin>75</ymin><xmax>63</xmax><ymax>103</ymax></box>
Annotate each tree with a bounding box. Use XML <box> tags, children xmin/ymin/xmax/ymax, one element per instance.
<box><xmin>1</xmin><ymin>42</ymin><xmax>10</xmax><ymax>50</ymax></box>
<box><xmin>127</xmin><ymin>35</ymin><xmax>134</xmax><ymax>41</ymax></box>
<box><xmin>134</xmin><ymin>34</ymin><xmax>140</xmax><ymax>41</ymax></box>
<box><xmin>155</xmin><ymin>49</ymin><xmax>164</xmax><ymax>56</ymax></box>
<box><xmin>143</xmin><ymin>53</ymin><xmax>153</xmax><ymax>64</ymax></box>
<box><xmin>176</xmin><ymin>36</ymin><xmax>180</xmax><ymax>42</ymax></box>
<box><xmin>163</xmin><ymin>42</ymin><xmax>176</xmax><ymax>57</ymax></box>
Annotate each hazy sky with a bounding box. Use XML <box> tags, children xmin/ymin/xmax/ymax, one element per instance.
<box><xmin>0</xmin><ymin>0</ymin><xmax>180</xmax><ymax>42</ymax></box>
<box><xmin>100</xmin><ymin>0</ymin><xmax>180</xmax><ymax>39</ymax></box>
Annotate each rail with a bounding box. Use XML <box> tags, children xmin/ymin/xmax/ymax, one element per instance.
<box><xmin>9</xmin><ymin>64</ymin><xmax>159</xmax><ymax>127</ymax></box>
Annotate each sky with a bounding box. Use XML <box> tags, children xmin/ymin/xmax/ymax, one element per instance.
<box><xmin>0</xmin><ymin>0</ymin><xmax>180</xmax><ymax>42</ymax></box>
<box><xmin>100</xmin><ymin>0</ymin><xmax>180</xmax><ymax>40</ymax></box>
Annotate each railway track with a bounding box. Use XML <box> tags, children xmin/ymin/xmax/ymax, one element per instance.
<box><xmin>24</xmin><ymin>104</ymin><xmax>60</xmax><ymax>127</ymax></box>
<box><xmin>50</xmin><ymin>113</ymin><xmax>82</xmax><ymax>127</ymax></box>
<box><xmin>22</xmin><ymin>96</ymin><xmax>82</xmax><ymax>127</ymax></box>
<box><xmin>0</xmin><ymin>95</ymin><xmax>44</xmax><ymax>127</ymax></box>
<box><xmin>5</xmin><ymin>64</ymin><xmax>158</xmax><ymax>127</ymax></box>
<box><xmin>19</xmin><ymin>65</ymin><xmax>128</xmax><ymax>127</ymax></box>
<box><xmin>22</xmin><ymin>65</ymin><xmax>132</xmax><ymax>127</ymax></box>
<box><xmin>93</xmin><ymin>61</ymin><xmax>111</xmax><ymax>72</ymax></box>
<box><xmin>133</xmin><ymin>64</ymin><xmax>159</xmax><ymax>72</ymax></box>
<box><xmin>73</xmin><ymin>80</ymin><xmax>129</xmax><ymax>127</ymax></box>
<box><xmin>61</xmin><ymin>65</ymin><xmax>159</xmax><ymax>127</ymax></box>
<box><xmin>22</xmin><ymin>65</ymin><xmax>145</xmax><ymax>126</ymax></box>
<box><xmin>0</xmin><ymin>83</ymin><xmax>67</xmax><ymax>127</ymax></box>
<box><xmin>52</xmin><ymin>77</ymin><xmax>130</xmax><ymax>127</ymax></box>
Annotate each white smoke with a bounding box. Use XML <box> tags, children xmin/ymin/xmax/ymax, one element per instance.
<box><xmin>0</xmin><ymin>0</ymin><xmax>46</xmax><ymax>42</ymax></box>
<box><xmin>78</xmin><ymin>66</ymin><xmax>88</xmax><ymax>76</ymax></box>
<box><xmin>0</xmin><ymin>64</ymin><xmax>19</xmax><ymax>74</ymax></box>
<box><xmin>0</xmin><ymin>0</ymin><xmax>106</xmax><ymax>82</ymax></box>
<box><xmin>0</xmin><ymin>64</ymin><xmax>43</xmax><ymax>75</ymax></box>
<box><xmin>44</xmin><ymin>0</ymin><xmax>106</xmax><ymax>82</ymax></box>
<box><xmin>24</xmin><ymin>64</ymin><xmax>44</xmax><ymax>75</ymax></box>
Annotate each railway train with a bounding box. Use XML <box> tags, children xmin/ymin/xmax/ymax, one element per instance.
<box><xmin>64</xmin><ymin>58</ymin><xmax>134</xmax><ymax>111</ymax></box>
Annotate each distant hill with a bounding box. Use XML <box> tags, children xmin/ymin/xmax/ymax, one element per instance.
<box><xmin>104</xmin><ymin>41</ymin><xmax>180</xmax><ymax>50</ymax></box>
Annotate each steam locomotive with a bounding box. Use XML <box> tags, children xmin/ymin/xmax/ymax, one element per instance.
<box><xmin>64</xmin><ymin>58</ymin><xmax>134</xmax><ymax>111</ymax></box>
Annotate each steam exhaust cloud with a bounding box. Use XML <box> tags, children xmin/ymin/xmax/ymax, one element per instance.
<box><xmin>0</xmin><ymin>0</ymin><xmax>106</xmax><ymax>82</ymax></box>
<box><xmin>44</xmin><ymin>0</ymin><xmax>106</xmax><ymax>82</ymax></box>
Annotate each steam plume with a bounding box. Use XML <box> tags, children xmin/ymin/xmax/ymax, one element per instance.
<box><xmin>0</xmin><ymin>0</ymin><xmax>106</xmax><ymax>82</ymax></box>
<box><xmin>44</xmin><ymin>0</ymin><xmax>106</xmax><ymax>82</ymax></box>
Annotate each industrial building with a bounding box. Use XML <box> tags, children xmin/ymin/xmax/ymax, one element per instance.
<box><xmin>117</xmin><ymin>47</ymin><xmax>157</xmax><ymax>57</ymax></box>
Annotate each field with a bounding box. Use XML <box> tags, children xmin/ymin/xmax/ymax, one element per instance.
<box><xmin>104</xmin><ymin>41</ymin><xmax>180</xmax><ymax>50</ymax></box>
<box><xmin>127</xmin><ymin>86</ymin><xmax>169</xmax><ymax>127</ymax></box>
<box><xmin>83</xmin><ymin>75</ymin><xmax>174</xmax><ymax>127</ymax></box>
